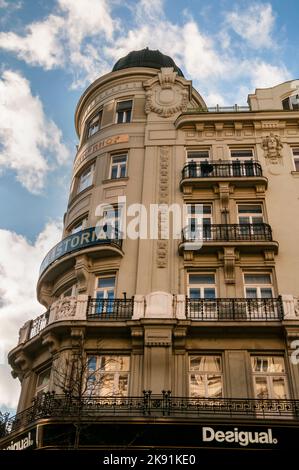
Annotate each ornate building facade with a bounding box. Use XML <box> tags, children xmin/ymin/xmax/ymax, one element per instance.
<box><xmin>1</xmin><ymin>49</ymin><xmax>299</xmax><ymax>456</ymax></box>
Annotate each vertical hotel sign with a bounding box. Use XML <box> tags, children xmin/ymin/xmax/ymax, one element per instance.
<box><xmin>74</xmin><ymin>134</ymin><xmax>129</xmax><ymax>171</ymax></box>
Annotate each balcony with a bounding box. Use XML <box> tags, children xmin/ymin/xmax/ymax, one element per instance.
<box><xmin>29</xmin><ymin>311</ymin><xmax>49</xmax><ymax>339</ymax></box>
<box><xmin>180</xmin><ymin>161</ymin><xmax>267</xmax><ymax>192</ymax></box>
<box><xmin>38</xmin><ymin>227</ymin><xmax>123</xmax><ymax>285</ymax></box>
<box><xmin>1</xmin><ymin>391</ymin><xmax>299</xmax><ymax>441</ymax></box>
<box><xmin>179</xmin><ymin>223</ymin><xmax>278</xmax><ymax>254</ymax></box>
<box><xmin>87</xmin><ymin>298</ymin><xmax>134</xmax><ymax>320</ymax></box>
<box><xmin>186</xmin><ymin>297</ymin><xmax>283</xmax><ymax>321</ymax></box>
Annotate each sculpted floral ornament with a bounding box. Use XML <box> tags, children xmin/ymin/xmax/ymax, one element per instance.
<box><xmin>144</xmin><ymin>67</ymin><xmax>191</xmax><ymax>118</ymax></box>
<box><xmin>262</xmin><ymin>133</ymin><xmax>283</xmax><ymax>163</ymax></box>
<box><xmin>52</xmin><ymin>296</ymin><xmax>77</xmax><ymax>321</ymax></box>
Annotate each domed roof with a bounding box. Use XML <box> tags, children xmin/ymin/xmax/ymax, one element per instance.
<box><xmin>112</xmin><ymin>48</ymin><xmax>184</xmax><ymax>77</ymax></box>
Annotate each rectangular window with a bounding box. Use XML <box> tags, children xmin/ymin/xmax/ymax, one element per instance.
<box><xmin>70</xmin><ymin>217</ymin><xmax>87</xmax><ymax>234</ymax></box>
<box><xmin>244</xmin><ymin>273</ymin><xmax>273</xmax><ymax>299</ymax></box>
<box><xmin>116</xmin><ymin>100</ymin><xmax>132</xmax><ymax>123</ymax></box>
<box><xmin>189</xmin><ymin>355</ymin><xmax>223</xmax><ymax>398</ymax></box>
<box><xmin>94</xmin><ymin>275</ymin><xmax>115</xmax><ymax>314</ymax></box>
<box><xmin>110</xmin><ymin>154</ymin><xmax>127</xmax><ymax>179</ymax></box>
<box><xmin>230</xmin><ymin>149</ymin><xmax>255</xmax><ymax>176</ymax></box>
<box><xmin>78</xmin><ymin>164</ymin><xmax>94</xmax><ymax>193</ymax></box>
<box><xmin>238</xmin><ymin>204</ymin><xmax>264</xmax><ymax>236</ymax></box>
<box><xmin>98</xmin><ymin>205</ymin><xmax>122</xmax><ymax>239</ymax></box>
<box><xmin>87</xmin><ymin>355</ymin><xmax>130</xmax><ymax>397</ymax></box>
<box><xmin>87</xmin><ymin>111</ymin><xmax>102</xmax><ymax>138</ymax></box>
<box><xmin>230</xmin><ymin>149</ymin><xmax>254</xmax><ymax>160</ymax></box>
<box><xmin>36</xmin><ymin>368</ymin><xmax>51</xmax><ymax>396</ymax></box>
<box><xmin>251</xmin><ymin>356</ymin><xmax>288</xmax><ymax>399</ymax></box>
<box><xmin>292</xmin><ymin>148</ymin><xmax>299</xmax><ymax>171</ymax></box>
<box><xmin>60</xmin><ymin>285</ymin><xmax>76</xmax><ymax>298</ymax></box>
<box><xmin>188</xmin><ymin>273</ymin><xmax>216</xmax><ymax>299</ymax></box>
<box><xmin>187</xmin><ymin>150</ymin><xmax>210</xmax><ymax>161</ymax></box>
<box><xmin>186</xmin><ymin>204</ymin><xmax>212</xmax><ymax>239</ymax></box>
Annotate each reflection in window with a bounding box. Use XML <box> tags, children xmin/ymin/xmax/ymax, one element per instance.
<box><xmin>189</xmin><ymin>355</ymin><xmax>223</xmax><ymax>398</ymax></box>
<box><xmin>87</xmin><ymin>355</ymin><xmax>130</xmax><ymax>397</ymax></box>
<box><xmin>251</xmin><ymin>356</ymin><xmax>288</xmax><ymax>399</ymax></box>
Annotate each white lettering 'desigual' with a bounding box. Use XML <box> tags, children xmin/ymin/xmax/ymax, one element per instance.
<box><xmin>202</xmin><ymin>427</ymin><xmax>278</xmax><ymax>447</ymax></box>
<box><xmin>4</xmin><ymin>431</ymin><xmax>34</xmax><ymax>450</ymax></box>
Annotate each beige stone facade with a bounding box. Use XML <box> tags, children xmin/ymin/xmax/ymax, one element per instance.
<box><xmin>1</xmin><ymin>52</ymin><xmax>299</xmax><ymax>452</ymax></box>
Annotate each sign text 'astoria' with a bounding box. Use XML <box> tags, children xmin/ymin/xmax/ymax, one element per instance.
<box><xmin>39</xmin><ymin>227</ymin><xmax>121</xmax><ymax>275</ymax></box>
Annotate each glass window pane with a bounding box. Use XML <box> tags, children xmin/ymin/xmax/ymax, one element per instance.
<box><xmin>111</xmin><ymin>166</ymin><xmax>118</xmax><ymax>179</ymax></box>
<box><xmin>118</xmin><ymin>375</ymin><xmax>129</xmax><ymax>396</ymax></box>
<box><xmin>117</xmin><ymin>100</ymin><xmax>132</xmax><ymax>111</ymax></box>
<box><xmin>189</xmin><ymin>288</ymin><xmax>201</xmax><ymax>298</ymax></box>
<box><xmin>231</xmin><ymin>150</ymin><xmax>253</xmax><ymax>158</ymax></box>
<box><xmin>187</xmin><ymin>151</ymin><xmax>209</xmax><ymax>160</ymax></box>
<box><xmin>260</xmin><ymin>288</ymin><xmax>273</xmax><ymax>298</ymax></box>
<box><xmin>254</xmin><ymin>377</ymin><xmax>269</xmax><ymax>399</ymax></box>
<box><xmin>246</xmin><ymin>288</ymin><xmax>257</xmax><ymax>298</ymax></box>
<box><xmin>238</xmin><ymin>205</ymin><xmax>262</xmax><ymax>213</ymax></box>
<box><xmin>272</xmin><ymin>377</ymin><xmax>287</xmax><ymax>399</ymax></box>
<box><xmin>244</xmin><ymin>274</ymin><xmax>271</xmax><ymax>284</ymax></box>
<box><xmin>189</xmin><ymin>274</ymin><xmax>215</xmax><ymax>284</ymax></box>
<box><xmin>190</xmin><ymin>356</ymin><xmax>221</xmax><ymax>372</ymax></box>
<box><xmin>98</xmin><ymin>277</ymin><xmax>115</xmax><ymax>288</ymax></box>
<box><xmin>37</xmin><ymin>369</ymin><xmax>50</xmax><ymax>387</ymax></box>
<box><xmin>207</xmin><ymin>375</ymin><xmax>222</xmax><ymax>398</ymax></box>
<box><xmin>204</xmin><ymin>288</ymin><xmax>216</xmax><ymax>298</ymax></box>
<box><xmin>189</xmin><ymin>374</ymin><xmax>205</xmax><ymax>397</ymax></box>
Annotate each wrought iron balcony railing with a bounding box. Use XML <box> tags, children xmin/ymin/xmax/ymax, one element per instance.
<box><xmin>182</xmin><ymin>161</ymin><xmax>263</xmax><ymax>179</ymax></box>
<box><xmin>1</xmin><ymin>391</ymin><xmax>299</xmax><ymax>438</ymax></box>
<box><xmin>186</xmin><ymin>297</ymin><xmax>283</xmax><ymax>321</ymax></box>
<box><xmin>29</xmin><ymin>311</ymin><xmax>49</xmax><ymax>338</ymax></box>
<box><xmin>87</xmin><ymin>297</ymin><xmax>134</xmax><ymax>320</ymax></box>
<box><xmin>182</xmin><ymin>223</ymin><xmax>273</xmax><ymax>243</ymax></box>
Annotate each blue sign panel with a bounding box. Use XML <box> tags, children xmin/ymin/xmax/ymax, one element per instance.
<box><xmin>39</xmin><ymin>227</ymin><xmax>121</xmax><ymax>276</ymax></box>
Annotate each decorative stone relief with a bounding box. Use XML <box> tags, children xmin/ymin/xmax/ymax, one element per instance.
<box><xmin>144</xmin><ymin>67</ymin><xmax>191</xmax><ymax>118</ymax></box>
<box><xmin>223</xmin><ymin>247</ymin><xmax>237</xmax><ymax>284</ymax></box>
<box><xmin>52</xmin><ymin>296</ymin><xmax>77</xmax><ymax>321</ymax></box>
<box><xmin>144</xmin><ymin>328</ymin><xmax>172</xmax><ymax>347</ymax></box>
<box><xmin>262</xmin><ymin>133</ymin><xmax>283</xmax><ymax>164</ymax></box>
<box><xmin>157</xmin><ymin>146</ymin><xmax>170</xmax><ymax>267</ymax></box>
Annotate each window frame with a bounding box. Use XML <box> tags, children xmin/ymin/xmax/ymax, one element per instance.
<box><xmin>70</xmin><ymin>216</ymin><xmax>88</xmax><ymax>234</ymax></box>
<box><xmin>188</xmin><ymin>273</ymin><xmax>217</xmax><ymax>299</ymax></box>
<box><xmin>110</xmin><ymin>153</ymin><xmax>128</xmax><ymax>179</ymax></box>
<box><xmin>77</xmin><ymin>163</ymin><xmax>94</xmax><ymax>194</ymax></box>
<box><xmin>186</xmin><ymin>149</ymin><xmax>210</xmax><ymax>162</ymax></box>
<box><xmin>188</xmin><ymin>354</ymin><xmax>223</xmax><ymax>398</ymax></box>
<box><xmin>35</xmin><ymin>367</ymin><xmax>51</xmax><ymax>396</ymax></box>
<box><xmin>186</xmin><ymin>203</ymin><xmax>213</xmax><ymax>239</ymax></box>
<box><xmin>86</xmin><ymin>110</ymin><xmax>102</xmax><ymax>138</ymax></box>
<box><xmin>86</xmin><ymin>354</ymin><xmax>130</xmax><ymax>397</ymax></box>
<box><xmin>251</xmin><ymin>355</ymin><xmax>289</xmax><ymax>399</ymax></box>
<box><xmin>115</xmin><ymin>99</ymin><xmax>133</xmax><ymax>124</ymax></box>
<box><xmin>237</xmin><ymin>203</ymin><xmax>264</xmax><ymax>225</ymax></box>
<box><xmin>243</xmin><ymin>272</ymin><xmax>274</xmax><ymax>299</ymax></box>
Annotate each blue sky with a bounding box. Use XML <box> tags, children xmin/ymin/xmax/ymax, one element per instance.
<box><xmin>0</xmin><ymin>0</ymin><xmax>298</xmax><ymax>412</ymax></box>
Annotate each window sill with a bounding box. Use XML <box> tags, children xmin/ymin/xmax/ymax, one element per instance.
<box><xmin>102</xmin><ymin>177</ymin><xmax>129</xmax><ymax>184</ymax></box>
<box><xmin>291</xmin><ymin>171</ymin><xmax>299</xmax><ymax>177</ymax></box>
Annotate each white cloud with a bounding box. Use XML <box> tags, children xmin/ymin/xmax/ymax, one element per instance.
<box><xmin>225</xmin><ymin>3</ymin><xmax>275</xmax><ymax>49</ymax></box>
<box><xmin>249</xmin><ymin>62</ymin><xmax>291</xmax><ymax>88</ymax></box>
<box><xmin>0</xmin><ymin>0</ymin><xmax>116</xmax><ymax>85</ymax></box>
<box><xmin>0</xmin><ymin>221</ymin><xmax>62</xmax><ymax>410</ymax></box>
<box><xmin>0</xmin><ymin>0</ymin><xmax>22</xmax><ymax>9</ymax></box>
<box><xmin>0</xmin><ymin>70</ymin><xmax>70</xmax><ymax>193</ymax></box>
